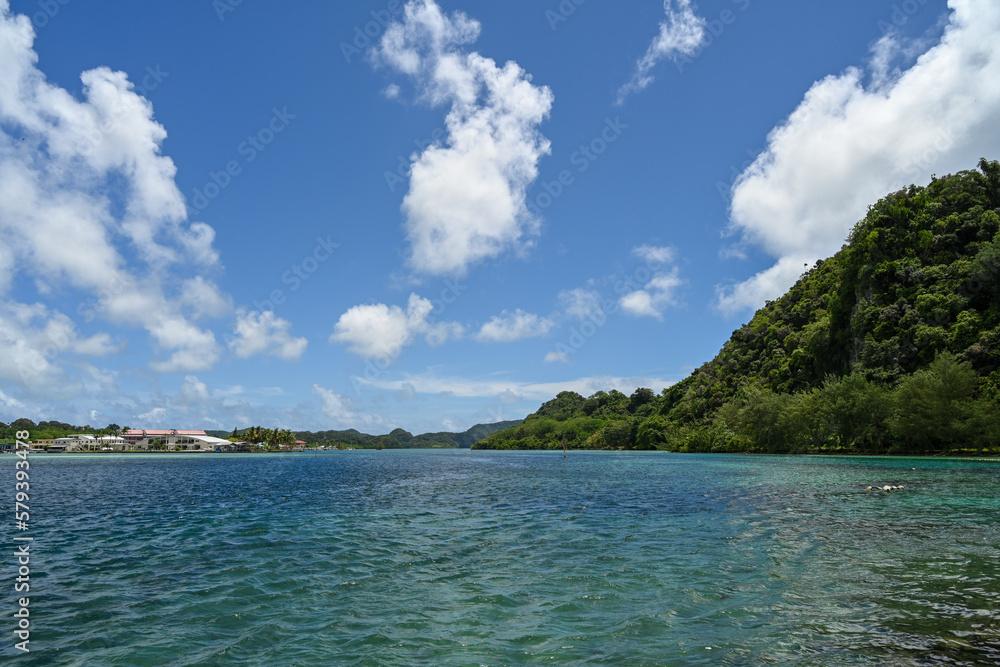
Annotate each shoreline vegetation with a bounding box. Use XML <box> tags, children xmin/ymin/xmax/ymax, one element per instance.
<box><xmin>4</xmin><ymin>161</ymin><xmax>998</xmax><ymax>458</ymax></box>
<box><xmin>0</xmin><ymin>420</ymin><xmax>524</xmax><ymax>454</ymax></box>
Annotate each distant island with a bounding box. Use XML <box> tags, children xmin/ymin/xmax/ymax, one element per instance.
<box><xmin>0</xmin><ymin>420</ymin><xmax>523</xmax><ymax>452</ymax></box>
<box><xmin>475</xmin><ymin>159</ymin><xmax>1000</xmax><ymax>456</ymax></box>
<box><xmin>209</xmin><ymin>421</ymin><xmax>524</xmax><ymax>450</ymax></box>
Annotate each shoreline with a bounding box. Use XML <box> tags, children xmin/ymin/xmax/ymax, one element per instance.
<box><xmin>9</xmin><ymin>448</ymin><xmax>1000</xmax><ymax>461</ymax></box>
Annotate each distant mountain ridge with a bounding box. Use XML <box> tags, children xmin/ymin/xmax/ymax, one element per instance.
<box><xmin>206</xmin><ymin>420</ymin><xmax>524</xmax><ymax>449</ymax></box>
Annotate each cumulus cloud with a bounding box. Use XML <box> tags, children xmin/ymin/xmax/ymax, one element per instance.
<box><xmin>177</xmin><ymin>374</ymin><xmax>211</xmax><ymax>404</ymax></box>
<box><xmin>0</xmin><ymin>301</ymin><xmax>122</xmax><ymax>389</ymax></box>
<box><xmin>476</xmin><ymin>309</ymin><xmax>553</xmax><ymax>342</ymax></box>
<box><xmin>544</xmin><ymin>350</ymin><xmax>570</xmax><ymax>364</ymax></box>
<box><xmin>180</xmin><ymin>277</ymin><xmax>232</xmax><ymax>321</ymax></box>
<box><xmin>137</xmin><ymin>407</ymin><xmax>167</xmax><ymax>425</ymax></box>
<box><xmin>331</xmin><ymin>293</ymin><xmax>462</xmax><ymax>361</ymax></box>
<box><xmin>98</xmin><ymin>286</ymin><xmax>221</xmax><ymax>373</ymax></box>
<box><xmin>358</xmin><ymin>372</ymin><xmax>674</xmax><ymax>402</ymax></box>
<box><xmin>313</xmin><ymin>384</ymin><xmax>391</xmax><ymax>430</ymax></box>
<box><xmin>632</xmin><ymin>244</ymin><xmax>677</xmax><ymax>265</ymax></box>
<box><xmin>0</xmin><ymin>4</ymin><xmax>228</xmax><ymax>378</ymax></box>
<box><xmin>374</xmin><ymin>0</ymin><xmax>553</xmax><ymax>276</ymax></box>
<box><xmin>617</xmin><ymin>0</ymin><xmax>707</xmax><ymax>104</ymax></box>
<box><xmin>228</xmin><ymin>310</ymin><xmax>308</xmax><ymax>361</ymax></box>
<box><xmin>559</xmin><ymin>288</ymin><xmax>603</xmax><ymax>320</ymax></box>
<box><xmin>396</xmin><ymin>382</ymin><xmax>417</xmax><ymax>401</ymax></box>
<box><xmin>0</xmin><ymin>388</ymin><xmax>24</xmax><ymax>410</ymax></box>
<box><xmin>717</xmin><ymin>0</ymin><xmax>1000</xmax><ymax>315</ymax></box>
<box><xmin>619</xmin><ymin>245</ymin><xmax>683</xmax><ymax>319</ymax></box>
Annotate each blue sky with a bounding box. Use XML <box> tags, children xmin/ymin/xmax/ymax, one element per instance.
<box><xmin>1</xmin><ymin>0</ymin><xmax>997</xmax><ymax>434</ymax></box>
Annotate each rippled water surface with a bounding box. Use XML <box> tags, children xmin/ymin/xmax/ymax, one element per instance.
<box><xmin>4</xmin><ymin>450</ymin><xmax>1000</xmax><ymax>665</ymax></box>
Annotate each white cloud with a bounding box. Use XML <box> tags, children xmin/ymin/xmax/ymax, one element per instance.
<box><xmin>213</xmin><ymin>385</ymin><xmax>245</xmax><ymax>398</ymax></box>
<box><xmin>375</xmin><ymin>0</ymin><xmax>553</xmax><ymax>276</ymax></box>
<box><xmin>313</xmin><ymin>384</ymin><xmax>391</xmax><ymax>430</ymax></box>
<box><xmin>718</xmin><ymin>0</ymin><xmax>1000</xmax><ymax>315</ymax></box>
<box><xmin>715</xmin><ymin>256</ymin><xmax>812</xmax><ymax>317</ymax></box>
<box><xmin>619</xmin><ymin>290</ymin><xmax>658</xmax><ymax>319</ymax></box>
<box><xmin>544</xmin><ymin>351</ymin><xmax>570</xmax><ymax>364</ymax></box>
<box><xmin>396</xmin><ymin>382</ymin><xmax>417</xmax><ymax>401</ymax></box>
<box><xmin>632</xmin><ymin>244</ymin><xmax>677</xmax><ymax>265</ymax></box>
<box><xmin>229</xmin><ymin>310</ymin><xmax>308</xmax><ymax>361</ymax></box>
<box><xmin>0</xmin><ymin>388</ymin><xmax>24</xmax><ymax>410</ymax></box>
<box><xmin>177</xmin><ymin>375</ymin><xmax>211</xmax><ymax>404</ymax></box>
<box><xmin>476</xmin><ymin>309</ymin><xmax>553</xmax><ymax>342</ymax></box>
<box><xmin>137</xmin><ymin>407</ymin><xmax>167</xmax><ymax>425</ymax></box>
<box><xmin>0</xmin><ymin>4</ymin><xmax>228</xmax><ymax>377</ymax></box>
<box><xmin>617</xmin><ymin>0</ymin><xmax>707</xmax><ymax>104</ymax></box>
<box><xmin>357</xmin><ymin>372</ymin><xmax>674</xmax><ymax>402</ymax></box>
<box><xmin>0</xmin><ymin>301</ymin><xmax>122</xmax><ymax>388</ymax></box>
<box><xmin>619</xmin><ymin>245</ymin><xmax>684</xmax><ymax>319</ymax></box>
<box><xmin>109</xmin><ymin>291</ymin><xmax>221</xmax><ymax>373</ymax></box>
<box><xmin>559</xmin><ymin>288</ymin><xmax>602</xmax><ymax>320</ymax></box>
<box><xmin>331</xmin><ymin>293</ymin><xmax>462</xmax><ymax>361</ymax></box>
<box><xmin>180</xmin><ymin>277</ymin><xmax>232</xmax><ymax>320</ymax></box>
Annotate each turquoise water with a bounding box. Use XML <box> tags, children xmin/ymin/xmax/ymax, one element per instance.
<box><xmin>4</xmin><ymin>450</ymin><xmax>999</xmax><ymax>665</ymax></box>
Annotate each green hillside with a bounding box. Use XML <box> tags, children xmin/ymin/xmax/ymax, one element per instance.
<box><xmin>293</xmin><ymin>420</ymin><xmax>523</xmax><ymax>449</ymax></box>
<box><xmin>475</xmin><ymin>159</ymin><xmax>1000</xmax><ymax>455</ymax></box>
<box><xmin>0</xmin><ymin>419</ymin><xmax>99</xmax><ymax>442</ymax></box>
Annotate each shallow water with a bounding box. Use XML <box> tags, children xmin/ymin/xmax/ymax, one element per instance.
<box><xmin>4</xmin><ymin>450</ymin><xmax>999</xmax><ymax>665</ymax></box>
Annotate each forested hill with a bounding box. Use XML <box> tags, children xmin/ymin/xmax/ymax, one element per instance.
<box><xmin>475</xmin><ymin>159</ymin><xmax>1000</xmax><ymax>454</ymax></box>
<box><xmin>290</xmin><ymin>420</ymin><xmax>523</xmax><ymax>449</ymax></box>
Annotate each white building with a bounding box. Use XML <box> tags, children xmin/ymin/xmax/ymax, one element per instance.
<box><xmin>43</xmin><ymin>434</ymin><xmax>127</xmax><ymax>452</ymax></box>
<box><xmin>123</xmin><ymin>429</ymin><xmax>233</xmax><ymax>452</ymax></box>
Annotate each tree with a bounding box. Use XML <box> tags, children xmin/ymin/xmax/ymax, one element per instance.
<box><xmin>817</xmin><ymin>373</ymin><xmax>892</xmax><ymax>452</ymax></box>
<box><xmin>628</xmin><ymin>388</ymin><xmax>655</xmax><ymax>414</ymax></box>
<box><xmin>720</xmin><ymin>384</ymin><xmax>794</xmax><ymax>453</ymax></box>
<box><xmin>635</xmin><ymin>416</ymin><xmax>671</xmax><ymax>450</ymax></box>
<box><xmin>585</xmin><ymin>418</ymin><xmax>636</xmax><ymax>450</ymax></box>
<box><xmin>776</xmin><ymin>390</ymin><xmax>823</xmax><ymax>453</ymax></box>
<box><xmin>891</xmin><ymin>351</ymin><xmax>995</xmax><ymax>452</ymax></box>
<box><xmin>11</xmin><ymin>418</ymin><xmax>36</xmax><ymax>431</ymax></box>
